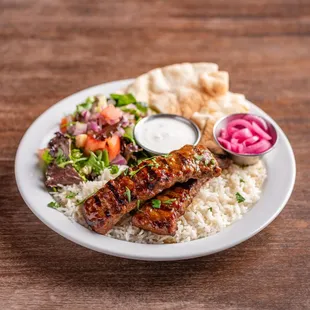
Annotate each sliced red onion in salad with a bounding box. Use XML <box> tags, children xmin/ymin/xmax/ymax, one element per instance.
<box><xmin>40</xmin><ymin>93</ymin><xmax>151</xmax><ymax>186</ymax></box>
<box><xmin>87</xmin><ymin>121</ymin><xmax>100</xmax><ymax>132</ymax></box>
<box><xmin>111</xmin><ymin>154</ymin><xmax>127</xmax><ymax>165</ymax></box>
<box><xmin>81</xmin><ymin>110</ymin><xmax>91</xmax><ymax>122</ymax></box>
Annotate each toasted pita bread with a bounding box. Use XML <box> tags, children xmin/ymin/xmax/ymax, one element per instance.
<box><xmin>123</xmin><ymin>62</ymin><xmax>249</xmax><ymax>150</ymax></box>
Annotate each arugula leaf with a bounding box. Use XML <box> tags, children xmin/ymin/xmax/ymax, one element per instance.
<box><xmin>70</xmin><ymin>149</ymin><xmax>87</xmax><ymax>171</ymax></box>
<box><xmin>42</xmin><ymin>149</ymin><xmax>53</xmax><ymax>165</ymax></box>
<box><xmin>125</xmin><ymin>187</ymin><xmax>131</xmax><ymax>202</ymax></box>
<box><xmin>55</xmin><ymin>149</ymin><xmax>72</xmax><ymax>168</ymax></box>
<box><xmin>123</xmin><ymin>126</ymin><xmax>136</xmax><ymax>144</ymax></box>
<box><xmin>111</xmin><ymin>93</ymin><xmax>136</xmax><ymax>107</ymax></box>
<box><xmin>66</xmin><ymin>192</ymin><xmax>77</xmax><ymax>199</ymax></box>
<box><xmin>135</xmin><ymin>102</ymin><xmax>148</xmax><ymax>114</ymax></box>
<box><xmin>236</xmin><ymin>192</ymin><xmax>245</xmax><ymax>203</ymax></box>
<box><xmin>152</xmin><ymin>199</ymin><xmax>161</xmax><ymax>209</ymax></box>
<box><xmin>120</xmin><ymin>107</ymin><xmax>140</xmax><ymax>117</ymax></box>
<box><xmin>76</xmin><ymin>96</ymin><xmax>95</xmax><ymax>114</ymax></box>
<box><xmin>84</xmin><ymin>152</ymin><xmax>105</xmax><ymax>175</ymax></box>
<box><xmin>163</xmin><ymin>198</ymin><xmax>176</xmax><ymax>205</ymax></box>
<box><xmin>48</xmin><ymin>201</ymin><xmax>60</xmax><ymax>209</ymax></box>
<box><xmin>71</xmin><ymin>148</ymin><xmax>84</xmax><ymax>160</ymax></box>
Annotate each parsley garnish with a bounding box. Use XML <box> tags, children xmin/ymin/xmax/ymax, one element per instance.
<box><xmin>76</xmin><ymin>191</ymin><xmax>97</xmax><ymax>206</ymax></box>
<box><xmin>66</xmin><ymin>192</ymin><xmax>77</xmax><ymax>199</ymax></box>
<box><xmin>129</xmin><ymin>163</ymin><xmax>157</xmax><ymax>178</ymax></box>
<box><xmin>163</xmin><ymin>198</ymin><xmax>176</xmax><ymax>205</ymax></box>
<box><xmin>240</xmin><ymin>179</ymin><xmax>245</xmax><ymax>183</ymax></box>
<box><xmin>236</xmin><ymin>192</ymin><xmax>245</xmax><ymax>203</ymax></box>
<box><xmin>129</xmin><ymin>165</ymin><xmax>147</xmax><ymax>177</ymax></box>
<box><xmin>208</xmin><ymin>207</ymin><xmax>213</xmax><ymax>212</ymax></box>
<box><xmin>151</xmin><ymin>158</ymin><xmax>159</xmax><ymax>168</ymax></box>
<box><xmin>125</xmin><ymin>187</ymin><xmax>131</xmax><ymax>202</ymax></box>
<box><xmin>48</xmin><ymin>201</ymin><xmax>60</xmax><ymax>209</ymax></box>
<box><xmin>152</xmin><ymin>199</ymin><xmax>161</xmax><ymax>209</ymax></box>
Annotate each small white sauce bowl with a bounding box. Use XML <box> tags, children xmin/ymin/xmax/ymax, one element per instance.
<box><xmin>134</xmin><ymin>114</ymin><xmax>201</xmax><ymax>155</ymax></box>
<box><xmin>213</xmin><ymin>113</ymin><xmax>278</xmax><ymax>165</ymax></box>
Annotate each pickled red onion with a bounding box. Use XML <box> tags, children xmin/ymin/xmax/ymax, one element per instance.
<box><xmin>244</xmin><ymin>139</ymin><xmax>271</xmax><ymax>154</ymax></box>
<box><xmin>251</xmin><ymin>122</ymin><xmax>272</xmax><ymax>140</ymax></box>
<box><xmin>243</xmin><ymin>114</ymin><xmax>268</xmax><ymax>131</ymax></box>
<box><xmin>227</xmin><ymin>119</ymin><xmax>253</xmax><ymax>132</ymax></box>
<box><xmin>218</xmin><ymin>137</ymin><xmax>231</xmax><ymax>150</ymax></box>
<box><xmin>243</xmin><ymin>135</ymin><xmax>259</xmax><ymax>146</ymax></box>
<box><xmin>232</xmin><ymin>128</ymin><xmax>253</xmax><ymax>142</ymax></box>
<box><xmin>217</xmin><ymin>114</ymin><xmax>273</xmax><ymax>155</ymax></box>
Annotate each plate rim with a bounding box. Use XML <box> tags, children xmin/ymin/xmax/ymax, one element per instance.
<box><xmin>15</xmin><ymin>79</ymin><xmax>296</xmax><ymax>261</ymax></box>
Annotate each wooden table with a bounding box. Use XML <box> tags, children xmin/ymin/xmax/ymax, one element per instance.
<box><xmin>1</xmin><ymin>1</ymin><xmax>309</xmax><ymax>309</ymax></box>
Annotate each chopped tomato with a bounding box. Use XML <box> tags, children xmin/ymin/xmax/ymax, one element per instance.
<box><xmin>60</xmin><ymin>117</ymin><xmax>68</xmax><ymax>133</ymax></box>
<box><xmin>84</xmin><ymin>135</ymin><xmax>107</xmax><ymax>155</ymax></box>
<box><xmin>106</xmin><ymin>134</ymin><xmax>121</xmax><ymax>161</ymax></box>
<box><xmin>100</xmin><ymin>105</ymin><xmax>122</xmax><ymax>124</ymax></box>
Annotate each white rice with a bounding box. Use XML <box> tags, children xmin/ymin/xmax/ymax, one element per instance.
<box><xmin>51</xmin><ymin>161</ymin><xmax>266</xmax><ymax>244</ymax></box>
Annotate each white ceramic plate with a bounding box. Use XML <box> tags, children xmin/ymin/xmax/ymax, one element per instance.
<box><xmin>15</xmin><ymin>79</ymin><xmax>296</xmax><ymax>261</ymax></box>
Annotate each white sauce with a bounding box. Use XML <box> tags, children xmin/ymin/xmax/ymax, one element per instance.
<box><xmin>137</xmin><ymin>117</ymin><xmax>197</xmax><ymax>153</ymax></box>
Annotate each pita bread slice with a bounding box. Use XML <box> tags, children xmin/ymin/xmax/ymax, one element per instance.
<box><xmin>124</xmin><ymin>62</ymin><xmax>222</xmax><ymax>115</ymax></box>
<box><xmin>192</xmin><ymin>92</ymin><xmax>249</xmax><ymax>148</ymax></box>
<box><xmin>123</xmin><ymin>62</ymin><xmax>249</xmax><ymax>153</ymax></box>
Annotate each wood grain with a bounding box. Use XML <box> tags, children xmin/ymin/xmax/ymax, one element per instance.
<box><xmin>0</xmin><ymin>0</ymin><xmax>309</xmax><ymax>309</ymax></box>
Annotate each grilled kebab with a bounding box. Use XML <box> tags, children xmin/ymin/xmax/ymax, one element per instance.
<box><xmin>131</xmin><ymin>152</ymin><xmax>231</xmax><ymax>235</ymax></box>
<box><xmin>83</xmin><ymin>145</ymin><xmax>221</xmax><ymax>234</ymax></box>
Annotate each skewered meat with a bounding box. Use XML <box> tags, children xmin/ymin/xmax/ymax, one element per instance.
<box><xmin>83</xmin><ymin>145</ymin><xmax>221</xmax><ymax>234</ymax></box>
<box><xmin>131</xmin><ymin>150</ymin><xmax>231</xmax><ymax>235</ymax></box>
<box><xmin>132</xmin><ymin>177</ymin><xmax>208</xmax><ymax>235</ymax></box>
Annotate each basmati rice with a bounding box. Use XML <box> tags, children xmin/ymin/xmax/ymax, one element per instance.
<box><xmin>51</xmin><ymin>161</ymin><xmax>266</xmax><ymax>244</ymax></box>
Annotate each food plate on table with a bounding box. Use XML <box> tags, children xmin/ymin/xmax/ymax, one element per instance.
<box><xmin>15</xmin><ymin>63</ymin><xmax>296</xmax><ymax>261</ymax></box>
